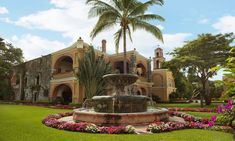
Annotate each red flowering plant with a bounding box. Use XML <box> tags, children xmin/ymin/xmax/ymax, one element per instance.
<box><xmin>99</xmin><ymin>126</ymin><xmax>126</xmax><ymax>134</ymax></box>
<box><xmin>216</xmin><ymin>100</ymin><xmax>235</xmax><ymax>128</ymax></box>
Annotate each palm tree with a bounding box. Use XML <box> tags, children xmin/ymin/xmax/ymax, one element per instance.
<box><xmin>76</xmin><ymin>46</ymin><xmax>112</xmax><ymax>99</ymax></box>
<box><xmin>87</xmin><ymin>0</ymin><xmax>164</xmax><ymax>74</ymax></box>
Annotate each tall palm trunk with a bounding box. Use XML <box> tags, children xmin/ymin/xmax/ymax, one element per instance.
<box><xmin>123</xmin><ymin>27</ymin><xmax>127</xmax><ymax>74</ymax></box>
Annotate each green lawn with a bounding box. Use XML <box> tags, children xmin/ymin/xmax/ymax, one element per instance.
<box><xmin>155</xmin><ymin>103</ymin><xmax>220</xmax><ymax>108</ymax></box>
<box><xmin>185</xmin><ymin>112</ymin><xmax>217</xmax><ymax>118</ymax></box>
<box><xmin>0</xmin><ymin>104</ymin><xmax>234</xmax><ymax>141</ymax></box>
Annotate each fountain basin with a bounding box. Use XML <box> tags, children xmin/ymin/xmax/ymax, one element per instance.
<box><xmin>73</xmin><ymin>108</ymin><xmax>169</xmax><ymax>125</ymax></box>
<box><xmin>92</xmin><ymin>95</ymin><xmax>150</xmax><ymax>113</ymax></box>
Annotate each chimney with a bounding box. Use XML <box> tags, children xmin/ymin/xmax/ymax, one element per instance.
<box><xmin>101</xmin><ymin>39</ymin><xmax>106</xmax><ymax>53</ymax></box>
<box><xmin>77</xmin><ymin>37</ymin><xmax>83</xmax><ymax>48</ymax></box>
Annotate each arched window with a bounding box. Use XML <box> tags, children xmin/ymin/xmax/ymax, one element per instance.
<box><xmin>136</xmin><ymin>63</ymin><xmax>146</xmax><ymax>77</ymax></box>
<box><xmin>54</xmin><ymin>56</ymin><xmax>73</xmax><ymax>74</ymax></box>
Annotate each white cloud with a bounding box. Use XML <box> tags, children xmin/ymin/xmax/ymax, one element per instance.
<box><xmin>213</xmin><ymin>15</ymin><xmax>235</xmax><ymax>33</ymax></box>
<box><xmin>9</xmin><ymin>34</ymin><xmax>66</xmax><ymax>61</ymax></box>
<box><xmin>198</xmin><ymin>18</ymin><xmax>209</xmax><ymax>24</ymax></box>
<box><xmin>0</xmin><ymin>17</ymin><xmax>14</xmax><ymax>24</ymax></box>
<box><xmin>14</xmin><ymin>0</ymin><xmax>95</xmax><ymax>42</ymax></box>
<box><xmin>157</xmin><ymin>25</ymin><xmax>164</xmax><ymax>30</ymax></box>
<box><xmin>0</xmin><ymin>7</ymin><xmax>8</xmax><ymax>14</ymax></box>
<box><xmin>8</xmin><ymin>0</ymin><xmax>191</xmax><ymax>61</ymax></box>
<box><xmin>126</xmin><ymin>32</ymin><xmax>192</xmax><ymax>60</ymax></box>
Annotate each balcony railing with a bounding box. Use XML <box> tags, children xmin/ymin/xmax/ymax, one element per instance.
<box><xmin>52</xmin><ymin>71</ymin><xmax>74</xmax><ymax>79</ymax></box>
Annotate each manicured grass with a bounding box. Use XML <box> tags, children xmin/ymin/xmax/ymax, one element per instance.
<box><xmin>185</xmin><ymin>112</ymin><xmax>217</xmax><ymax>118</ymax></box>
<box><xmin>155</xmin><ymin>103</ymin><xmax>220</xmax><ymax>108</ymax></box>
<box><xmin>0</xmin><ymin>104</ymin><xmax>234</xmax><ymax>141</ymax></box>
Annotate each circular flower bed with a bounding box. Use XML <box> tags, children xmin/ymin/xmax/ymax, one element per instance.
<box><xmin>42</xmin><ymin>111</ymin><xmax>234</xmax><ymax>134</ymax></box>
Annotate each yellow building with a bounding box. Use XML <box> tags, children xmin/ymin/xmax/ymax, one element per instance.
<box><xmin>151</xmin><ymin>48</ymin><xmax>176</xmax><ymax>101</ymax></box>
<box><xmin>11</xmin><ymin>38</ymin><xmax>176</xmax><ymax>104</ymax></box>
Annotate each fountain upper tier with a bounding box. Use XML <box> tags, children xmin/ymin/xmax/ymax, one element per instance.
<box><xmin>103</xmin><ymin>74</ymin><xmax>138</xmax><ymax>95</ymax></box>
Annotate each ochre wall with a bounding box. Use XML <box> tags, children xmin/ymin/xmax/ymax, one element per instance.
<box><xmin>151</xmin><ymin>69</ymin><xmax>176</xmax><ymax>101</ymax></box>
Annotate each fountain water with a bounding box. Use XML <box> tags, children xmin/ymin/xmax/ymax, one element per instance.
<box><xmin>73</xmin><ymin>74</ymin><xmax>169</xmax><ymax>125</ymax></box>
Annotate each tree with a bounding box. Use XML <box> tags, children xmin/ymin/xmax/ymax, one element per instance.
<box><xmin>0</xmin><ymin>37</ymin><xmax>23</xmax><ymax>99</ymax></box>
<box><xmin>209</xmin><ymin>80</ymin><xmax>224</xmax><ymax>99</ymax></box>
<box><xmin>76</xmin><ymin>46</ymin><xmax>112</xmax><ymax>99</ymax></box>
<box><xmin>170</xmin><ymin>33</ymin><xmax>234</xmax><ymax>107</ymax></box>
<box><xmin>223</xmin><ymin>47</ymin><xmax>235</xmax><ymax>98</ymax></box>
<box><xmin>86</xmin><ymin>0</ymin><xmax>164</xmax><ymax>73</ymax></box>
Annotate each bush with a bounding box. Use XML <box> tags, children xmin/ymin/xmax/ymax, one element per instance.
<box><xmin>69</xmin><ymin>102</ymin><xmax>82</xmax><ymax>108</ymax></box>
<box><xmin>216</xmin><ymin>100</ymin><xmax>235</xmax><ymax>128</ymax></box>
<box><xmin>152</xmin><ymin>95</ymin><xmax>161</xmax><ymax>102</ymax></box>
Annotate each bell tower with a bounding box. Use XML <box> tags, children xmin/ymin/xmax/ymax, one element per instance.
<box><xmin>153</xmin><ymin>46</ymin><xmax>165</xmax><ymax>69</ymax></box>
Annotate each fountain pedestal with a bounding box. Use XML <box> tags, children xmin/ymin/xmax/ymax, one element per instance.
<box><xmin>73</xmin><ymin>108</ymin><xmax>169</xmax><ymax>125</ymax></box>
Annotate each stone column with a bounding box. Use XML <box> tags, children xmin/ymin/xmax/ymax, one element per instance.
<box><xmin>129</xmin><ymin>53</ymin><xmax>136</xmax><ymax>74</ymax></box>
<box><xmin>147</xmin><ymin>57</ymin><xmax>152</xmax><ymax>82</ymax></box>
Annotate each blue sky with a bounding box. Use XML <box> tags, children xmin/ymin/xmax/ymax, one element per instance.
<box><xmin>0</xmin><ymin>0</ymin><xmax>235</xmax><ymax>80</ymax></box>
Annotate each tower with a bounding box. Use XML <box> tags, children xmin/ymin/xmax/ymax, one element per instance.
<box><xmin>153</xmin><ymin>46</ymin><xmax>165</xmax><ymax>69</ymax></box>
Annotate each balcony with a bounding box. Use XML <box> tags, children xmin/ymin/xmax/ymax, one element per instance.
<box><xmin>52</xmin><ymin>71</ymin><xmax>74</xmax><ymax>79</ymax></box>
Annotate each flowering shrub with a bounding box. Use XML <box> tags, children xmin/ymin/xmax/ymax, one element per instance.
<box><xmin>42</xmin><ymin>112</ymin><xmax>136</xmax><ymax>134</ymax></box>
<box><xmin>85</xmin><ymin>124</ymin><xmax>100</xmax><ymax>133</ymax></box>
<box><xmin>99</xmin><ymin>126</ymin><xmax>126</xmax><ymax>134</ymax></box>
<box><xmin>216</xmin><ymin>100</ymin><xmax>235</xmax><ymax>128</ymax></box>
<box><xmin>170</xmin><ymin>111</ymin><xmax>208</xmax><ymax>123</ymax></box>
<box><xmin>209</xmin><ymin>125</ymin><xmax>234</xmax><ymax>133</ymax></box>
<box><xmin>125</xmin><ymin>125</ymin><xmax>136</xmax><ymax>134</ymax></box>
<box><xmin>147</xmin><ymin>121</ymin><xmax>206</xmax><ymax>133</ymax></box>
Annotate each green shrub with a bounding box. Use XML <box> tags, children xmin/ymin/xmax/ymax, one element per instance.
<box><xmin>69</xmin><ymin>102</ymin><xmax>82</xmax><ymax>107</ymax></box>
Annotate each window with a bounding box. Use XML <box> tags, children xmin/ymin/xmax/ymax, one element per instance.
<box><xmin>36</xmin><ymin>75</ymin><xmax>40</xmax><ymax>85</ymax></box>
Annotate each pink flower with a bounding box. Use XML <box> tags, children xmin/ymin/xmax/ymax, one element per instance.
<box><xmin>228</xmin><ymin>100</ymin><xmax>233</xmax><ymax>106</ymax></box>
<box><xmin>210</xmin><ymin>116</ymin><xmax>217</xmax><ymax>122</ymax></box>
<box><xmin>217</xmin><ymin>106</ymin><xmax>223</xmax><ymax>114</ymax></box>
<box><xmin>208</xmin><ymin>121</ymin><xmax>214</xmax><ymax>127</ymax></box>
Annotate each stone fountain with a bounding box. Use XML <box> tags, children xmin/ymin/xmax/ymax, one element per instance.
<box><xmin>92</xmin><ymin>74</ymin><xmax>149</xmax><ymax>113</ymax></box>
<box><xmin>73</xmin><ymin>74</ymin><xmax>169</xmax><ymax>125</ymax></box>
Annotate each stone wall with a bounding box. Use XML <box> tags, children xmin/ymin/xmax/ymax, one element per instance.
<box><xmin>12</xmin><ymin>55</ymin><xmax>51</xmax><ymax>102</ymax></box>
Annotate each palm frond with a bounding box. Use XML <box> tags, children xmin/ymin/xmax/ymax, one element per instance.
<box><xmin>114</xmin><ymin>28</ymin><xmax>123</xmax><ymax>54</ymax></box>
<box><xmin>134</xmin><ymin>14</ymin><xmax>165</xmax><ymax>22</ymax></box>
<box><xmin>90</xmin><ymin>12</ymin><xmax>118</xmax><ymax>39</ymax></box>
<box><xmin>77</xmin><ymin>46</ymin><xmax>112</xmax><ymax>98</ymax></box>
<box><xmin>87</xmin><ymin>0</ymin><xmax>121</xmax><ymax>18</ymax></box>
<box><xmin>132</xmin><ymin>20</ymin><xmax>163</xmax><ymax>42</ymax></box>
<box><xmin>128</xmin><ymin>0</ymin><xmax>163</xmax><ymax>17</ymax></box>
<box><xmin>127</xmin><ymin>25</ymin><xmax>133</xmax><ymax>42</ymax></box>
